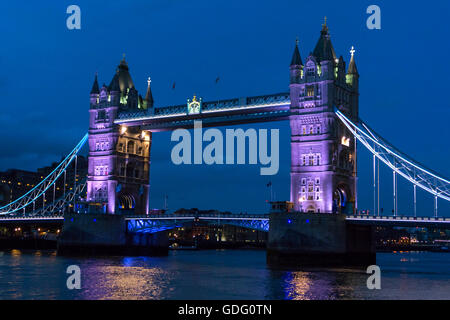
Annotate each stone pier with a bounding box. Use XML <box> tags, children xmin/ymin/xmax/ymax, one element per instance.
<box><xmin>267</xmin><ymin>210</ymin><xmax>375</xmax><ymax>267</ymax></box>
<box><xmin>57</xmin><ymin>213</ymin><xmax>168</xmax><ymax>256</ymax></box>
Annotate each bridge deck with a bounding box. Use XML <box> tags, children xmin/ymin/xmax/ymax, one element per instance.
<box><xmin>115</xmin><ymin>92</ymin><xmax>290</xmax><ymax>130</ymax></box>
<box><xmin>1</xmin><ymin>214</ymin><xmax>449</xmax><ymax>229</ymax></box>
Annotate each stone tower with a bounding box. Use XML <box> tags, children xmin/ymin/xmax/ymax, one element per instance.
<box><xmin>289</xmin><ymin>22</ymin><xmax>359</xmax><ymax>214</ymax></box>
<box><xmin>86</xmin><ymin>58</ymin><xmax>153</xmax><ymax>214</ymax></box>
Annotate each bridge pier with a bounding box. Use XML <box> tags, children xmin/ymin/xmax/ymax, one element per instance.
<box><xmin>267</xmin><ymin>211</ymin><xmax>375</xmax><ymax>268</ymax></box>
<box><xmin>57</xmin><ymin>213</ymin><xmax>168</xmax><ymax>256</ymax></box>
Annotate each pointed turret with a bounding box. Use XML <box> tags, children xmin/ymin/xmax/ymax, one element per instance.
<box><xmin>312</xmin><ymin>17</ymin><xmax>336</xmax><ymax>62</ymax></box>
<box><xmin>108</xmin><ymin>72</ymin><xmax>120</xmax><ymax>92</ymax></box>
<box><xmin>144</xmin><ymin>77</ymin><xmax>154</xmax><ymax>108</ymax></box>
<box><xmin>108</xmin><ymin>55</ymin><xmax>135</xmax><ymax>94</ymax></box>
<box><xmin>90</xmin><ymin>73</ymin><xmax>99</xmax><ymax>94</ymax></box>
<box><xmin>346</xmin><ymin>46</ymin><xmax>359</xmax><ymax>89</ymax></box>
<box><xmin>347</xmin><ymin>46</ymin><xmax>358</xmax><ymax>75</ymax></box>
<box><xmin>290</xmin><ymin>39</ymin><xmax>302</xmax><ymax>66</ymax></box>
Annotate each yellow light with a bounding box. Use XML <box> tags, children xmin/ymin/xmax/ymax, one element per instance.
<box><xmin>121</xmin><ymin>126</ymin><xmax>127</xmax><ymax>134</ymax></box>
<box><xmin>341</xmin><ymin>136</ymin><xmax>350</xmax><ymax>147</ymax></box>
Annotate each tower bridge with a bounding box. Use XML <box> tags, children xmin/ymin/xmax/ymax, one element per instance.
<box><xmin>0</xmin><ymin>22</ymin><xmax>449</xmax><ymax>265</ymax></box>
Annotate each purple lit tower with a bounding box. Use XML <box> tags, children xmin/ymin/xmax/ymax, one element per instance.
<box><xmin>87</xmin><ymin>58</ymin><xmax>153</xmax><ymax>214</ymax></box>
<box><xmin>289</xmin><ymin>21</ymin><xmax>359</xmax><ymax>214</ymax></box>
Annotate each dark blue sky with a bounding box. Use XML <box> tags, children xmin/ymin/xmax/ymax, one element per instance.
<box><xmin>1</xmin><ymin>0</ymin><xmax>449</xmax><ymax>215</ymax></box>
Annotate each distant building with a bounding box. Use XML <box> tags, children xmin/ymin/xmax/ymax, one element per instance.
<box><xmin>0</xmin><ymin>156</ymin><xmax>88</xmax><ymax>210</ymax></box>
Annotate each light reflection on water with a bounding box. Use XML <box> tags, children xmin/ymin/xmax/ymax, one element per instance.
<box><xmin>0</xmin><ymin>250</ymin><xmax>448</xmax><ymax>300</ymax></box>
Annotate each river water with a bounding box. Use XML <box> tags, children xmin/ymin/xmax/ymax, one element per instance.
<box><xmin>0</xmin><ymin>249</ymin><xmax>448</xmax><ymax>300</ymax></box>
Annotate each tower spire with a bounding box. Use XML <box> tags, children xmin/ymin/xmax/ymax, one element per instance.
<box><xmin>321</xmin><ymin>16</ymin><xmax>328</xmax><ymax>33</ymax></box>
<box><xmin>90</xmin><ymin>72</ymin><xmax>99</xmax><ymax>94</ymax></box>
<box><xmin>313</xmin><ymin>18</ymin><xmax>336</xmax><ymax>61</ymax></box>
<box><xmin>347</xmin><ymin>46</ymin><xmax>358</xmax><ymax>74</ymax></box>
<box><xmin>145</xmin><ymin>76</ymin><xmax>154</xmax><ymax>108</ymax></box>
<box><xmin>290</xmin><ymin>37</ymin><xmax>303</xmax><ymax>66</ymax></box>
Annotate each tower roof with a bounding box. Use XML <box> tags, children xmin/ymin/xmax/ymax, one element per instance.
<box><xmin>347</xmin><ymin>46</ymin><xmax>358</xmax><ymax>74</ymax></box>
<box><xmin>145</xmin><ymin>77</ymin><xmax>154</xmax><ymax>107</ymax></box>
<box><xmin>109</xmin><ymin>56</ymin><xmax>135</xmax><ymax>93</ymax></box>
<box><xmin>290</xmin><ymin>39</ymin><xmax>303</xmax><ymax>66</ymax></box>
<box><xmin>312</xmin><ymin>18</ymin><xmax>336</xmax><ymax>62</ymax></box>
<box><xmin>90</xmin><ymin>73</ymin><xmax>99</xmax><ymax>94</ymax></box>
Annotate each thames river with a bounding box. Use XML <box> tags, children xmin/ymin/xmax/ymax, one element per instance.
<box><xmin>0</xmin><ymin>249</ymin><xmax>449</xmax><ymax>300</ymax></box>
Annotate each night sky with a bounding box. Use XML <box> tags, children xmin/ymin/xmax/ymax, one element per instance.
<box><xmin>1</xmin><ymin>1</ymin><xmax>449</xmax><ymax>216</ymax></box>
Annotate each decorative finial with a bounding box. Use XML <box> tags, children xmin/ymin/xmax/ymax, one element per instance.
<box><xmin>122</xmin><ymin>53</ymin><xmax>126</xmax><ymax>59</ymax></box>
<box><xmin>295</xmin><ymin>36</ymin><xmax>299</xmax><ymax>46</ymax></box>
<box><xmin>147</xmin><ymin>77</ymin><xmax>151</xmax><ymax>87</ymax></box>
<box><xmin>324</xmin><ymin>16</ymin><xmax>327</xmax><ymax>26</ymax></box>
<box><xmin>350</xmin><ymin>46</ymin><xmax>355</xmax><ymax>58</ymax></box>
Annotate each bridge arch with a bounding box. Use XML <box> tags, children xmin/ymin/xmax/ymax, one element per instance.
<box><xmin>118</xmin><ymin>194</ymin><xmax>135</xmax><ymax>210</ymax></box>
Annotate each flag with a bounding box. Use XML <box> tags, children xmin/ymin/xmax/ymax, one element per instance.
<box><xmin>172</xmin><ymin>82</ymin><xmax>176</xmax><ymax>90</ymax></box>
<box><xmin>266</xmin><ymin>182</ymin><xmax>272</xmax><ymax>187</ymax></box>
<box><xmin>215</xmin><ymin>76</ymin><xmax>220</xmax><ymax>84</ymax></box>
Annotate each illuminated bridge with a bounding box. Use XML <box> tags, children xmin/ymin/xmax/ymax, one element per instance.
<box><xmin>0</xmin><ymin>24</ymin><xmax>449</xmax><ymax>259</ymax></box>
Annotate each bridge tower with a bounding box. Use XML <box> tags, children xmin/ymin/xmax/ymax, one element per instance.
<box><xmin>289</xmin><ymin>22</ymin><xmax>359</xmax><ymax>214</ymax></box>
<box><xmin>86</xmin><ymin>58</ymin><xmax>153</xmax><ymax>214</ymax></box>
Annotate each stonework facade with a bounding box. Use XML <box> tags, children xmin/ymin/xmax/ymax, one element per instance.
<box><xmin>289</xmin><ymin>23</ymin><xmax>359</xmax><ymax>214</ymax></box>
<box><xmin>87</xmin><ymin>58</ymin><xmax>153</xmax><ymax>214</ymax></box>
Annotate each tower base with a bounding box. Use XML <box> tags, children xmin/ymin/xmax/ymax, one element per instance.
<box><xmin>267</xmin><ymin>212</ymin><xmax>375</xmax><ymax>268</ymax></box>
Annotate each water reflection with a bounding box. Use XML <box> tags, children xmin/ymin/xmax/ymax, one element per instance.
<box><xmin>274</xmin><ymin>268</ymin><xmax>363</xmax><ymax>300</ymax></box>
<box><xmin>78</xmin><ymin>257</ymin><xmax>174</xmax><ymax>300</ymax></box>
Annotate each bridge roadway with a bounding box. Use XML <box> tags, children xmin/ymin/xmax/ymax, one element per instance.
<box><xmin>1</xmin><ymin>213</ymin><xmax>449</xmax><ymax>229</ymax></box>
<box><xmin>114</xmin><ymin>92</ymin><xmax>291</xmax><ymax>130</ymax></box>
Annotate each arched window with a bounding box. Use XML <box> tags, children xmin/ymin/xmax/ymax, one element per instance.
<box><xmin>127</xmin><ymin>141</ymin><xmax>135</xmax><ymax>154</ymax></box>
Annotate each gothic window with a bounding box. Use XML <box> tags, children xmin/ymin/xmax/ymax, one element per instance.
<box><xmin>316</xmin><ymin>125</ymin><xmax>321</xmax><ymax>134</ymax></box>
<box><xmin>95</xmin><ymin>143</ymin><xmax>100</xmax><ymax>151</ymax></box>
<box><xmin>302</xmin><ymin>155</ymin><xmax>306</xmax><ymax>166</ymax></box>
<box><xmin>306</xmin><ymin>86</ymin><xmax>314</xmax><ymax>97</ymax></box>
<box><xmin>95</xmin><ymin>165</ymin><xmax>108</xmax><ymax>176</ymax></box>
<box><xmin>307</xmin><ymin>68</ymin><xmax>314</xmax><ymax>77</ymax></box>
<box><xmin>301</xmin><ymin>178</ymin><xmax>306</xmax><ymax>185</ymax></box>
<box><xmin>309</xmin><ymin>125</ymin><xmax>314</xmax><ymax>134</ymax></box>
<box><xmin>96</xmin><ymin>110</ymin><xmax>106</xmax><ymax>120</ymax></box>
<box><xmin>127</xmin><ymin>141</ymin><xmax>135</xmax><ymax>154</ymax></box>
<box><xmin>316</xmin><ymin>154</ymin><xmax>321</xmax><ymax>165</ymax></box>
<box><xmin>302</xmin><ymin>126</ymin><xmax>306</xmax><ymax>135</ymax></box>
<box><xmin>118</xmin><ymin>143</ymin><xmax>124</xmax><ymax>152</ymax></box>
<box><xmin>94</xmin><ymin>185</ymin><xmax>107</xmax><ymax>201</ymax></box>
<box><xmin>315</xmin><ymin>178</ymin><xmax>320</xmax><ymax>185</ymax></box>
<box><xmin>309</xmin><ymin>155</ymin><xmax>314</xmax><ymax>166</ymax></box>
